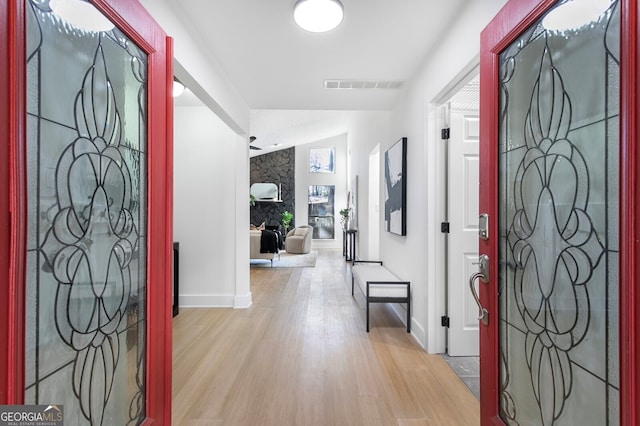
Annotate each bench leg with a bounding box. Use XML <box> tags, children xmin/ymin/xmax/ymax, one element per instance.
<box><xmin>366</xmin><ymin>299</ymin><xmax>370</xmax><ymax>332</ymax></box>
<box><xmin>407</xmin><ymin>301</ymin><xmax>411</xmax><ymax>333</ymax></box>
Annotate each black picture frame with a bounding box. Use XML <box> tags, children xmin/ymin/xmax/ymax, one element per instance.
<box><xmin>384</xmin><ymin>137</ymin><xmax>407</xmax><ymax>235</ymax></box>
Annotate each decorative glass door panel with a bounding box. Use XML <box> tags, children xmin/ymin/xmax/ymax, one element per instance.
<box><xmin>25</xmin><ymin>1</ymin><xmax>147</xmax><ymax>424</ymax></box>
<box><xmin>497</xmin><ymin>1</ymin><xmax>619</xmax><ymax>424</ymax></box>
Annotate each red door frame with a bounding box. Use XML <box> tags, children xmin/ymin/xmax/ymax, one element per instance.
<box><xmin>0</xmin><ymin>0</ymin><xmax>27</xmax><ymax>405</ymax></box>
<box><xmin>0</xmin><ymin>0</ymin><xmax>173</xmax><ymax>423</ymax></box>
<box><xmin>479</xmin><ymin>0</ymin><xmax>639</xmax><ymax>425</ymax></box>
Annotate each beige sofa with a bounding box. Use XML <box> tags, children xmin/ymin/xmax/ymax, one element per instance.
<box><xmin>250</xmin><ymin>229</ymin><xmax>279</xmax><ymax>264</ymax></box>
<box><xmin>285</xmin><ymin>225</ymin><xmax>313</xmax><ymax>254</ymax></box>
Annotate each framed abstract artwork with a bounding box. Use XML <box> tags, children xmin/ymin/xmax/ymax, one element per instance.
<box><xmin>384</xmin><ymin>137</ymin><xmax>407</xmax><ymax>235</ymax></box>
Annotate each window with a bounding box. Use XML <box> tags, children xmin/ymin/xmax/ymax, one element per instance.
<box><xmin>308</xmin><ymin>185</ymin><xmax>335</xmax><ymax>239</ymax></box>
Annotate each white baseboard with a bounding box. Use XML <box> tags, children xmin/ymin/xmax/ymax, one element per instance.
<box><xmin>179</xmin><ymin>294</ymin><xmax>235</xmax><ymax>308</ymax></box>
<box><xmin>388</xmin><ymin>303</ymin><xmax>426</xmax><ymax>350</ymax></box>
<box><xmin>234</xmin><ymin>292</ymin><xmax>252</xmax><ymax>309</ymax></box>
<box><xmin>409</xmin><ymin>317</ymin><xmax>426</xmax><ymax>350</ymax></box>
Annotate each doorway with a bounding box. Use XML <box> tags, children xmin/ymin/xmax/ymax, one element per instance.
<box><xmin>436</xmin><ymin>72</ymin><xmax>481</xmax><ymax>358</ymax></box>
<box><xmin>435</xmin><ymin>71</ymin><xmax>481</xmax><ymax>399</ymax></box>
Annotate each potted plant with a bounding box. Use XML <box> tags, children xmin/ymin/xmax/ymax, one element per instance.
<box><xmin>339</xmin><ymin>208</ymin><xmax>351</xmax><ymax>229</ymax></box>
<box><xmin>281</xmin><ymin>210</ymin><xmax>293</xmax><ymax>233</ymax></box>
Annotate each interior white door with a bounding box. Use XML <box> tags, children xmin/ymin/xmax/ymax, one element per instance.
<box><xmin>447</xmin><ymin>108</ymin><xmax>480</xmax><ymax>356</ymax></box>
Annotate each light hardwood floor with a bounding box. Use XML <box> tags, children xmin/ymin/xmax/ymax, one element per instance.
<box><xmin>172</xmin><ymin>249</ymin><xmax>480</xmax><ymax>425</ymax></box>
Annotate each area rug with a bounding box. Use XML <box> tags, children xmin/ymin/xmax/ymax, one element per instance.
<box><xmin>250</xmin><ymin>250</ymin><xmax>318</xmax><ymax>268</ymax></box>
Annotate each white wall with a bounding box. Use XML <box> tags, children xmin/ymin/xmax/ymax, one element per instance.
<box><xmin>174</xmin><ymin>106</ymin><xmax>250</xmax><ymax>307</ymax></box>
<box><xmin>233</xmin><ymin>131</ymin><xmax>251</xmax><ymax>309</ymax></box>
<box><xmin>342</xmin><ymin>113</ymin><xmax>391</xmax><ymax>260</ymax></box>
<box><xmin>348</xmin><ymin>0</ymin><xmax>507</xmax><ymax>351</ymax></box>
<box><xmin>368</xmin><ymin>146</ymin><xmax>381</xmax><ymax>260</ymax></box>
<box><xmin>141</xmin><ymin>0</ymin><xmax>252</xmax><ymax>309</ymax></box>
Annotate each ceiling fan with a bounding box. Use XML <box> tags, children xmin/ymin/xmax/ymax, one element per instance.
<box><xmin>249</xmin><ymin>136</ymin><xmax>262</xmax><ymax>150</ymax></box>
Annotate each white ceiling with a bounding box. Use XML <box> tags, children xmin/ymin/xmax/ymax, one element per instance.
<box><xmin>170</xmin><ymin>0</ymin><xmax>482</xmax><ymax>154</ymax></box>
<box><xmin>171</xmin><ymin>0</ymin><xmax>469</xmax><ymax>111</ymax></box>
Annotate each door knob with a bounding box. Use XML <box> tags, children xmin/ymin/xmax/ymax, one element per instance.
<box><xmin>469</xmin><ymin>254</ymin><xmax>489</xmax><ymax>325</ymax></box>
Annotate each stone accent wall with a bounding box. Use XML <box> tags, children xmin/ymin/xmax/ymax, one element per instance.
<box><xmin>250</xmin><ymin>147</ymin><xmax>295</xmax><ymax>232</ymax></box>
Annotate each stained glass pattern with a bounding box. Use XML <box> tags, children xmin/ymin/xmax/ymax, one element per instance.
<box><xmin>498</xmin><ymin>1</ymin><xmax>619</xmax><ymax>425</ymax></box>
<box><xmin>25</xmin><ymin>1</ymin><xmax>147</xmax><ymax>424</ymax></box>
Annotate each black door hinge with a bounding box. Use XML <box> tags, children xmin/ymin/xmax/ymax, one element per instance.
<box><xmin>441</xmin><ymin>316</ymin><xmax>450</xmax><ymax>328</ymax></box>
<box><xmin>441</xmin><ymin>222</ymin><xmax>450</xmax><ymax>233</ymax></box>
<box><xmin>441</xmin><ymin>128</ymin><xmax>450</xmax><ymax>140</ymax></box>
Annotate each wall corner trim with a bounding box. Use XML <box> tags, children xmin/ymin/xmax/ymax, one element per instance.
<box><xmin>234</xmin><ymin>292</ymin><xmax>252</xmax><ymax>309</ymax></box>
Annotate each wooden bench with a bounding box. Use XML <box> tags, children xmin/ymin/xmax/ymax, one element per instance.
<box><xmin>351</xmin><ymin>260</ymin><xmax>411</xmax><ymax>333</ymax></box>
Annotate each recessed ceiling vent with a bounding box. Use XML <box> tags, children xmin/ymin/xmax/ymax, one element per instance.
<box><xmin>324</xmin><ymin>80</ymin><xmax>405</xmax><ymax>90</ymax></box>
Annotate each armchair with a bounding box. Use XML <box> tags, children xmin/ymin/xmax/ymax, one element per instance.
<box><xmin>285</xmin><ymin>225</ymin><xmax>313</xmax><ymax>254</ymax></box>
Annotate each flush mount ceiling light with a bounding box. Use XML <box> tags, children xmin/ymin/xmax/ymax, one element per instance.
<box><xmin>294</xmin><ymin>0</ymin><xmax>344</xmax><ymax>33</ymax></box>
<box><xmin>543</xmin><ymin>0</ymin><xmax>611</xmax><ymax>32</ymax></box>
<box><xmin>172</xmin><ymin>78</ymin><xmax>185</xmax><ymax>97</ymax></box>
<box><xmin>50</xmin><ymin>0</ymin><xmax>115</xmax><ymax>32</ymax></box>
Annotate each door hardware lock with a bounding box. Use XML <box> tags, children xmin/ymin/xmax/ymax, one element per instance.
<box><xmin>479</xmin><ymin>213</ymin><xmax>489</xmax><ymax>240</ymax></box>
